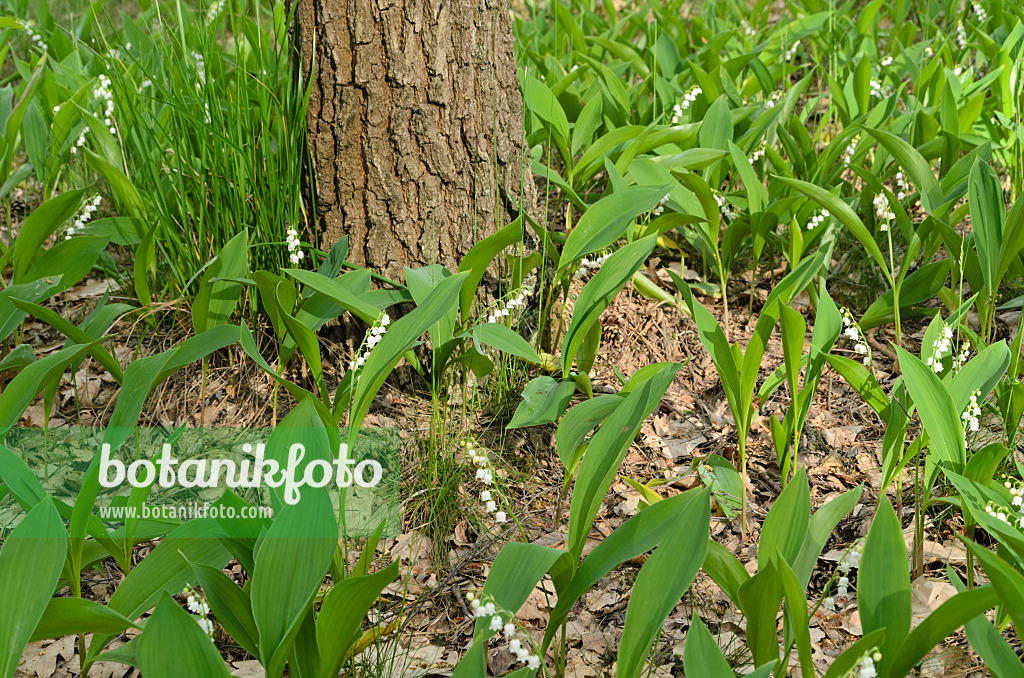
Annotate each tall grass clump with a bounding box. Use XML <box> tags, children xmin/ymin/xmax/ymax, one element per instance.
<box><xmin>103</xmin><ymin>0</ymin><xmax>310</xmax><ymax>299</ymax></box>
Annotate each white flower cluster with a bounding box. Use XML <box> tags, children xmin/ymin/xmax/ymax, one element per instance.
<box><xmin>984</xmin><ymin>483</ymin><xmax>1024</xmax><ymax>528</ymax></box>
<box><xmin>842</xmin><ymin>135</ymin><xmax>860</xmax><ymax>164</ymax></box>
<box><xmin>466</xmin><ymin>593</ymin><xmax>540</xmax><ymax>670</ymax></box>
<box><xmin>652</xmin><ymin>192</ymin><xmax>670</xmax><ymax>217</ymax></box>
<box><xmin>464</xmin><ymin>442</ymin><xmax>509</xmax><ymax>523</ymax></box>
<box><xmin>880</xmin><ymin>55</ymin><xmax>893</xmax><ymax>67</ymax></box>
<box><xmin>840</xmin><ymin>308</ymin><xmax>871</xmax><ymax>366</ymax></box>
<box><xmin>485</xmin><ymin>286</ymin><xmax>532</xmax><ymax>323</ymax></box>
<box><xmin>763</xmin><ymin>90</ymin><xmax>784</xmax><ymax>109</ymax></box>
<box><xmin>1006</xmin><ymin>479</ymin><xmax>1024</xmax><ymax>508</ymax></box>
<box><xmin>207</xmin><ymin>0</ymin><xmax>226</xmax><ymax>22</ymax></box>
<box><xmin>750</xmin><ymin>140</ymin><xmax>767</xmax><ymax>163</ymax></box>
<box><xmin>873</xmin><ymin>192</ymin><xmax>894</xmax><ymax>231</ymax></box>
<box><xmin>465</xmin><ymin>443</ymin><xmax>496</xmax><ymax>489</ymax></box>
<box><xmin>183</xmin><ymin>588</ymin><xmax>215</xmax><ymax>638</ymax></box>
<box><xmin>347</xmin><ymin>313</ymin><xmax>391</xmax><ymax>377</ymax></box>
<box><xmin>285</xmin><ymin>228</ymin><xmax>305</xmax><ymax>264</ymax></box>
<box><xmin>192</xmin><ymin>51</ymin><xmax>207</xmax><ymax>86</ymax></box>
<box><xmin>806</xmin><ymin>208</ymin><xmax>830</xmax><ymax>230</ymax></box>
<box><xmin>956</xmin><ymin>21</ymin><xmax>967</xmax><ymax>49</ymax></box>
<box><xmin>962</xmin><ymin>390</ymin><xmax>982</xmax><ymax>443</ymax></box>
<box><xmin>925</xmin><ymin>45</ymin><xmax>934</xmax><ymax>58</ymax></box>
<box><xmin>856</xmin><ymin>649</ymin><xmax>882</xmax><ymax>678</ymax></box>
<box><xmin>869</xmin><ymin>78</ymin><xmax>892</xmax><ymax>98</ymax></box>
<box><xmin>574</xmin><ymin>253</ymin><xmax>610</xmax><ymax>279</ymax></box>
<box><xmin>670</xmin><ymin>86</ymin><xmax>702</xmax><ymax>123</ymax></box>
<box><xmin>894</xmin><ymin>171</ymin><xmax>911</xmax><ymax>201</ymax></box>
<box><xmin>65</xmin><ymin>195</ymin><xmax>102</xmax><ymax>240</ymax></box>
<box><xmin>974</xmin><ymin>3</ymin><xmax>988</xmax><ymax>22</ymax></box>
<box><xmin>822</xmin><ymin>540</ymin><xmax>864</xmax><ymax>611</ymax></box>
<box><xmin>715</xmin><ymin>192</ymin><xmax>735</xmax><ymax>221</ymax></box>
<box><xmin>24</xmin><ymin>23</ymin><xmax>45</xmax><ymax>51</ymax></box>
<box><xmin>924</xmin><ymin>325</ymin><xmax>968</xmax><ymax>374</ymax></box>
<box><xmin>741</xmin><ymin>20</ymin><xmax>755</xmax><ymax>37</ymax></box>
<box><xmin>93</xmin><ymin>74</ymin><xmax>116</xmax><ymax>135</ymax></box>
<box><xmin>784</xmin><ymin>42</ymin><xmax>799</xmax><ymax>62</ymax></box>
<box><xmin>70</xmin><ymin>126</ymin><xmax>89</xmax><ymax>154</ymax></box>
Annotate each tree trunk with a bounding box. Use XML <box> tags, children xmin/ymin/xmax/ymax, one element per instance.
<box><xmin>292</xmin><ymin>0</ymin><xmax>529</xmax><ymax>283</ymax></box>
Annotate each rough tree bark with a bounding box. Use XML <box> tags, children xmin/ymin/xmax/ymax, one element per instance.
<box><xmin>292</xmin><ymin>0</ymin><xmax>530</xmax><ymax>283</ymax></box>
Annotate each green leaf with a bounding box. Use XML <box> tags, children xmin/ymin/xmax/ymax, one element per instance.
<box><xmin>792</xmin><ymin>484</ymin><xmax>864</xmax><ymax>587</ymax></box>
<box><xmin>682</xmin><ymin>613</ymin><xmax>735</xmax><ymax>678</ymax></box>
<box><xmin>348</xmin><ymin>273</ymin><xmax>466</xmax><ymax>449</ymax></box>
<box><xmin>859</xmin><ymin>498</ymin><xmax>911</xmax><ymax>675</ymax></box>
<box><xmin>250</xmin><ymin>491</ymin><xmax>337</xmax><ymax>677</ymax></box>
<box><xmin>472</xmin><ymin>323</ymin><xmax>541</xmax><ymax>364</ymax></box>
<box><xmin>888</xmin><ymin>584</ymin><xmax>1000</xmax><ymax>678</ymax></box>
<box><xmin>135</xmin><ymin>595</ymin><xmax>231</xmax><ymax>678</ymax></box>
<box><xmin>555</xmin><ymin>394</ymin><xmax>621</xmax><ymax>469</ymax></box>
<box><xmin>317</xmin><ymin>562</ymin><xmax>399</xmax><ymax>678</ymax></box>
<box><xmin>864</xmin><ymin>128</ymin><xmax>942</xmax><ymax>215</ymax></box>
<box><xmin>968</xmin><ymin>159</ymin><xmax>1005</xmax><ymax>296</ymax></box>
<box><xmin>10</xmin><ymin>298</ymin><xmax>124</xmax><ymax>383</ymax></box>
<box><xmin>457</xmin><ymin>219</ymin><xmax>523</xmax><ymax>319</ymax></box>
<box><xmin>703</xmin><ymin>540</ymin><xmax>750</xmax><ymax>608</ymax></box>
<box><xmin>187</xmin><ymin>562</ymin><xmax>259</xmax><ymax>658</ymax></box>
<box><xmin>775</xmin><ymin>176</ymin><xmax>891</xmax><ymax>284</ymax></box>
<box><xmin>11</xmin><ymin>189</ymin><xmax>84</xmax><ymax>284</ymax></box>
<box><xmin>560</xmin><ymin>188</ymin><xmax>669</xmax><ymax>267</ymax></box>
<box><xmin>759</xmin><ymin>467</ymin><xmax>810</xmax><ymax>570</ymax></box>
<box><xmin>562</xmin><ymin>236</ymin><xmax>657</xmax><ymax>373</ymax></box>
<box><xmin>524</xmin><ymin>73</ymin><xmax>570</xmax><ymax>145</ymax></box>
<box><xmin>192</xmin><ymin>229</ymin><xmax>248</xmax><ymax>333</ymax></box>
<box><xmin>737</xmin><ymin>559</ymin><xmax>786</xmax><ymax>668</ymax></box>
<box><xmin>961</xmin><ymin>540</ymin><xmax>1024</xmax><ymax>635</ymax></box>
<box><xmin>568</xmin><ymin>363</ymin><xmax>681</xmax><ymax>561</ymax></box>
<box><xmin>823</xmin><ymin>629</ymin><xmax>886</xmax><ymax>678</ymax></box>
<box><xmin>284</xmin><ymin>270</ymin><xmax>381</xmax><ymax>326</ymax></box>
<box><xmin>617</xmin><ymin>488</ymin><xmax>710</xmax><ymax>678</ymax></box>
<box><xmin>31</xmin><ymin>598</ymin><xmax>137</xmax><ymax>642</ymax></box>
<box><xmin>544</xmin><ymin>491</ymin><xmax>701</xmax><ymax>650</ymax></box>
<box><xmin>506</xmin><ymin>376</ymin><xmax>575</xmax><ymax>429</ymax></box>
<box><xmin>698</xmin><ymin>95</ymin><xmax>733</xmax><ymax>152</ymax></box>
<box><xmin>895</xmin><ymin>346</ymin><xmax>967</xmax><ymax>473</ymax></box>
<box><xmin>0</xmin><ymin>500</ymin><xmax>67</xmax><ymax>678</ymax></box>
<box><xmin>93</xmin><ymin>519</ymin><xmax>231</xmax><ymax>654</ymax></box>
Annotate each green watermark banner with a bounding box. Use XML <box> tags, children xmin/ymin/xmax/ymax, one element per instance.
<box><xmin>0</xmin><ymin>427</ymin><xmax>400</xmax><ymax>539</ymax></box>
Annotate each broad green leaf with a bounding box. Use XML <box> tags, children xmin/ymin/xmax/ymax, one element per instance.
<box><xmin>568</xmin><ymin>362</ymin><xmax>681</xmax><ymax>560</ymax></box>
<box><xmin>560</xmin><ymin>187</ymin><xmax>669</xmax><ymax>266</ymax></box>
<box><xmin>472</xmin><ymin>323</ymin><xmax>541</xmax><ymax>364</ymax></box>
<box><xmin>864</xmin><ymin>128</ymin><xmax>942</xmax><ymax>215</ymax></box>
<box><xmin>737</xmin><ymin>560</ymin><xmax>786</xmax><ymax>668</ymax></box>
<box><xmin>617</xmin><ymin>488</ymin><xmax>710</xmax><ymax>678</ymax></box>
<box><xmin>544</xmin><ymin>491</ymin><xmax>700</xmax><ymax>650</ymax></box>
<box><xmin>457</xmin><ymin>219</ymin><xmax>524</xmax><ymax>319</ymax></box>
<box><xmin>895</xmin><ymin>346</ymin><xmax>967</xmax><ymax>472</ymax></box>
<box><xmin>187</xmin><ymin>562</ymin><xmax>259</xmax><ymax>658</ymax></box>
<box><xmin>0</xmin><ymin>500</ymin><xmax>67</xmax><ymax>678</ymax></box>
<box><xmin>135</xmin><ymin>595</ymin><xmax>231</xmax><ymax>678</ymax></box>
<box><xmin>506</xmin><ymin>376</ymin><xmax>575</xmax><ymax>429</ymax></box>
<box><xmin>31</xmin><ymin>598</ymin><xmax>137</xmax><ymax>642</ymax></box>
<box><xmin>555</xmin><ymin>394</ymin><xmax>621</xmax><ymax>469</ymax></box>
<box><xmin>758</xmin><ymin>467</ymin><xmax>810</xmax><ymax>570</ymax></box>
<box><xmin>822</xmin><ymin>629</ymin><xmax>886</xmax><ymax>678</ymax></box>
<box><xmin>562</xmin><ymin>235</ymin><xmax>656</xmax><ymax>373</ymax></box>
<box><xmin>250</xmin><ymin>490</ymin><xmax>337</xmax><ymax>678</ymax></box>
<box><xmin>888</xmin><ymin>584</ymin><xmax>1000</xmax><ymax>678</ymax></box>
<box><xmin>793</xmin><ymin>485</ymin><xmax>864</xmax><ymax>587</ymax></box>
<box><xmin>348</xmin><ymin>273</ymin><xmax>466</xmax><ymax>449</ymax></box>
<box><xmin>285</xmin><ymin>268</ymin><xmax>380</xmax><ymax>324</ymax></box>
<box><xmin>859</xmin><ymin>498</ymin><xmax>911</xmax><ymax>675</ymax></box>
<box><xmin>775</xmin><ymin>176</ymin><xmax>891</xmax><ymax>284</ymax></box>
<box><xmin>682</xmin><ymin>613</ymin><xmax>734</xmax><ymax>678</ymax></box>
<box><xmin>317</xmin><ymin>562</ymin><xmax>399</xmax><ymax>678</ymax></box>
<box><xmin>192</xmin><ymin>229</ymin><xmax>248</xmax><ymax>333</ymax></box>
<box><xmin>12</xmin><ymin>189</ymin><xmax>84</xmax><ymax>284</ymax></box>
